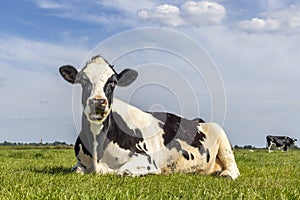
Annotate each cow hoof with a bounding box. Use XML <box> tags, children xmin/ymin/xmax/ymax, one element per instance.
<box><xmin>220</xmin><ymin>170</ymin><xmax>239</xmax><ymax>180</ymax></box>
<box><xmin>71</xmin><ymin>166</ymin><xmax>85</xmax><ymax>175</ymax></box>
<box><xmin>117</xmin><ymin>170</ymin><xmax>135</xmax><ymax>177</ymax></box>
<box><xmin>211</xmin><ymin>171</ymin><xmax>222</xmax><ymax>177</ymax></box>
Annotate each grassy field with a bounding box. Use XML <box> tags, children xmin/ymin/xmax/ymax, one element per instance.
<box><xmin>0</xmin><ymin>146</ymin><xmax>299</xmax><ymax>200</ymax></box>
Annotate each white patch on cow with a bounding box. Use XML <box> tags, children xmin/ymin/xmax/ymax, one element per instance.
<box><xmin>102</xmin><ymin>142</ymin><xmax>132</xmax><ymax>169</ymax></box>
<box><xmin>113</xmin><ymin>99</ymin><xmax>163</xmax><ymax>140</ymax></box>
<box><xmin>113</xmin><ymin>99</ymin><xmax>156</xmax><ymax>128</ymax></box>
<box><xmin>95</xmin><ymin>160</ymin><xmax>114</xmax><ymax>174</ymax></box>
<box><xmin>84</xmin><ymin>56</ymin><xmax>114</xmax><ymax>81</ymax></box>
<box><xmin>90</xmin><ymin>122</ymin><xmax>103</xmax><ymax>136</ymax></box>
<box><xmin>117</xmin><ymin>153</ymin><xmax>161</xmax><ymax>176</ymax></box>
<box><xmin>268</xmin><ymin>141</ymin><xmax>275</xmax><ymax>153</ymax></box>
<box><xmin>83</xmin><ymin>60</ymin><xmax>115</xmax><ymax>91</ymax></box>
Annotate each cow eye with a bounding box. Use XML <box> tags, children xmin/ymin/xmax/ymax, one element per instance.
<box><xmin>111</xmin><ymin>80</ymin><xmax>117</xmax><ymax>86</ymax></box>
<box><xmin>108</xmin><ymin>77</ymin><xmax>118</xmax><ymax>87</ymax></box>
<box><xmin>80</xmin><ymin>78</ymin><xmax>87</xmax><ymax>85</ymax></box>
<box><xmin>106</xmin><ymin>81</ymin><xmax>116</xmax><ymax>89</ymax></box>
<box><xmin>75</xmin><ymin>73</ymin><xmax>90</xmax><ymax>85</ymax></box>
<box><xmin>79</xmin><ymin>76</ymin><xmax>90</xmax><ymax>85</ymax></box>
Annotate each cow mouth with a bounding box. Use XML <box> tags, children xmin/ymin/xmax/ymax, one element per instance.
<box><xmin>89</xmin><ymin>112</ymin><xmax>107</xmax><ymax>121</ymax></box>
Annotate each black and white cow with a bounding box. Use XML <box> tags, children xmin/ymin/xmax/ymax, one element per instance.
<box><xmin>59</xmin><ymin>55</ymin><xmax>240</xmax><ymax>179</ymax></box>
<box><xmin>266</xmin><ymin>135</ymin><xmax>297</xmax><ymax>153</ymax></box>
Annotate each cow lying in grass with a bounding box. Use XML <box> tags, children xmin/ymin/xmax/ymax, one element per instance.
<box><xmin>59</xmin><ymin>55</ymin><xmax>240</xmax><ymax>179</ymax></box>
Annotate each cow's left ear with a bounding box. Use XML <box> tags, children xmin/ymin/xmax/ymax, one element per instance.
<box><xmin>117</xmin><ymin>69</ymin><xmax>138</xmax><ymax>87</ymax></box>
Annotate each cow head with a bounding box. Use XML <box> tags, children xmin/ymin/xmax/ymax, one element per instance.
<box><xmin>59</xmin><ymin>55</ymin><xmax>138</xmax><ymax>122</ymax></box>
<box><xmin>292</xmin><ymin>138</ymin><xmax>297</xmax><ymax>143</ymax></box>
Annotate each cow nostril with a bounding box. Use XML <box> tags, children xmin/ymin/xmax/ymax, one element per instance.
<box><xmin>89</xmin><ymin>98</ymin><xmax>107</xmax><ymax>107</ymax></box>
<box><xmin>99</xmin><ymin>99</ymin><xmax>107</xmax><ymax>106</ymax></box>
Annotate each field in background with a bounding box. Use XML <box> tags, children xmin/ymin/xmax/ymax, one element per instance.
<box><xmin>0</xmin><ymin>147</ymin><xmax>299</xmax><ymax>199</ymax></box>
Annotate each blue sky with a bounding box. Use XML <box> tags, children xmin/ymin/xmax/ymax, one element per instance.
<box><xmin>1</xmin><ymin>0</ymin><xmax>300</xmax><ymax>147</ymax></box>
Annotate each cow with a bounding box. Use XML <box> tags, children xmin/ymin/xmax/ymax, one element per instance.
<box><xmin>59</xmin><ymin>55</ymin><xmax>240</xmax><ymax>179</ymax></box>
<box><xmin>266</xmin><ymin>135</ymin><xmax>297</xmax><ymax>153</ymax></box>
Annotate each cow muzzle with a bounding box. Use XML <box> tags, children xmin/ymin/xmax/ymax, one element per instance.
<box><xmin>88</xmin><ymin>98</ymin><xmax>109</xmax><ymax>121</ymax></box>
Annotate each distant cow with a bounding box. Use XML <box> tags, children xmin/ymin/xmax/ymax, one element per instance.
<box><xmin>59</xmin><ymin>55</ymin><xmax>240</xmax><ymax>179</ymax></box>
<box><xmin>266</xmin><ymin>135</ymin><xmax>297</xmax><ymax>153</ymax></box>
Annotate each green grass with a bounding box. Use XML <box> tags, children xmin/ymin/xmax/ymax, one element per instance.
<box><xmin>0</xmin><ymin>147</ymin><xmax>299</xmax><ymax>199</ymax></box>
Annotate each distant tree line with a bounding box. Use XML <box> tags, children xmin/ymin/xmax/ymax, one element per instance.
<box><xmin>0</xmin><ymin>141</ymin><xmax>73</xmax><ymax>147</ymax></box>
<box><xmin>234</xmin><ymin>145</ymin><xmax>257</xmax><ymax>149</ymax></box>
<box><xmin>234</xmin><ymin>145</ymin><xmax>299</xmax><ymax>150</ymax></box>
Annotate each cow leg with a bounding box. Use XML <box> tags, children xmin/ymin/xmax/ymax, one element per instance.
<box><xmin>212</xmin><ymin>124</ymin><xmax>240</xmax><ymax>180</ymax></box>
<box><xmin>268</xmin><ymin>144</ymin><xmax>272</xmax><ymax>153</ymax></box>
<box><xmin>218</xmin><ymin>137</ymin><xmax>240</xmax><ymax>179</ymax></box>
<box><xmin>201</xmin><ymin>123</ymin><xmax>240</xmax><ymax>179</ymax></box>
<box><xmin>71</xmin><ymin>162</ymin><xmax>87</xmax><ymax>175</ymax></box>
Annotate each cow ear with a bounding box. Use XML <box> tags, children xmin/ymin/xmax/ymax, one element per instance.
<box><xmin>117</xmin><ymin>69</ymin><xmax>138</xmax><ymax>87</ymax></box>
<box><xmin>59</xmin><ymin>65</ymin><xmax>78</xmax><ymax>84</ymax></box>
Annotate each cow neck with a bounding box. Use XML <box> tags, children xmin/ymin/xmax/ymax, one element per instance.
<box><xmin>94</xmin><ymin>111</ymin><xmax>114</xmax><ymax>166</ymax></box>
<box><xmin>80</xmin><ymin>108</ymin><xmax>112</xmax><ymax>169</ymax></box>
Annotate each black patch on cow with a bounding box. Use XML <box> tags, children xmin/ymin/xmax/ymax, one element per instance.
<box><xmin>74</xmin><ymin>134</ymin><xmax>92</xmax><ymax>159</ymax></box>
<box><xmin>76</xmin><ymin>72</ymin><xmax>93</xmax><ymax>107</ymax></box>
<box><xmin>191</xmin><ymin>130</ymin><xmax>206</xmax><ymax>151</ymax></box>
<box><xmin>147</xmin><ymin>166</ymin><xmax>151</xmax><ymax>171</ymax></box>
<box><xmin>107</xmin><ymin>112</ymin><xmax>145</xmax><ymax>154</ymax></box>
<box><xmin>143</xmin><ymin>143</ymin><xmax>148</xmax><ymax>152</ymax></box>
<box><xmin>151</xmin><ymin>112</ymin><xmax>206</xmax><ymax>155</ymax></box>
<box><xmin>153</xmin><ymin>160</ymin><xmax>158</xmax><ymax>169</ymax></box>
<box><xmin>206</xmin><ymin>149</ymin><xmax>210</xmax><ymax>163</ymax></box>
<box><xmin>81</xmin><ymin>164</ymin><xmax>87</xmax><ymax>170</ymax></box>
<box><xmin>137</xmin><ymin>144</ymin><xmax>142</xmax><ymax>150</ymax></box>
<box><xmin>190</xmin><ymin>153</ymin><xmax>194</xmax><ymax>160</ymax></box>
<box><xmin>103</xmin><ymin>74</ymin><xmax>118</xmax><ymax>106</ymax></box>
<box><xmin>147</xmin><ymin>155</ymin><xmax>152</xmax><ymax>164</ymax></box>
<box><xmin>182</xmin><ymin>150</ymin><xmax>190</xmax><ymax>160</ymax></box>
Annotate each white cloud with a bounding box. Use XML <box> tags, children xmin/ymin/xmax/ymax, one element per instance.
<box><xmin>98</xmin><ymin>0</ymin><xmax>155</xmax><ymax>13</ymax></box>
<box><xmin>181</xmin><ymin>1</ymin><xmax>226</xmax><ymax>26</ymax></box>
<box><xmin>31</xmin><ymin>0</ymin><xmax>70</xmax><ymax>9</ymax></box>
<box><xmin>237</xmin><ymin>5</ymin><xmax>300</xmax><ymax>33</ymax></box>
<box><xmin>138</xmin><ymin>4</ymin><xmax>183</xmax><ymax>26</ymax></box>
<box><xmin>138</xmin><ymin>1</ymin><xmax>226</xmax><ymax>27</ymax></box>
<box><xmin>30</xmin><ymin>0</ymin><xmax>128</xmax><ymax>26</ymax></box>
<box><xmin>237</xmin><ymin>17</ymin><xmax>280</xmax><ymax>32</ymax></box>
<box><xmin>0</xmin><ymin>34</ymin><xmax>88</xmax><ymax>70</ymax></box>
